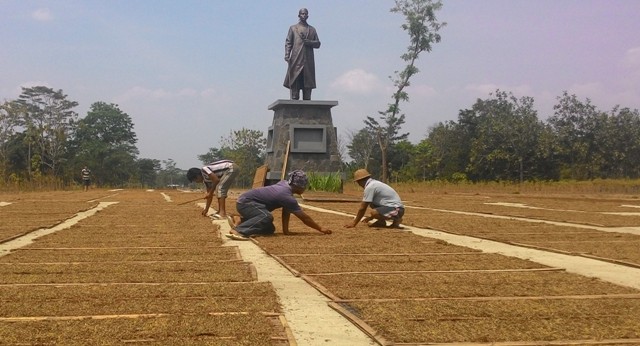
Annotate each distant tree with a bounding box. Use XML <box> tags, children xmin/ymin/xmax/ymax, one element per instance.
<box><xmin>197</xmin><ymin>147</ymin><xmax>225</xmax><ymax>165</ymax></box>
<box><xmin>157</xmin><ymin>159</ymin><xmax>184</xmax><ymax>187</ymax></box>
<box><xmin>465</xmin><ymin>90</ymin><xmax>545</xmax><ymax>182</ymax></box>
<box><xmin>364</xmin><ymin>111</ymin><xmax>408</xmax><ymax>181</ymax></box>
<box><xmin>335</xmin><ymin>134</ymin><xmax>348</xmax><ymax>170</ymax></box>
<box><xmin>70</xmin><ymin>102</ymin><xmax>138</xmax><ymax>186</ymax></box>
<box><xmin>605</xmin><ymin>107</ymin><xmax>640</xmax><ymax>178</ymax></box>
<box><xmin>548</xmin><ymin>92</ymin><xmax>640</xmax><ymax>179</ymax></box>
<box><xmin>426</xmin><ymin>121</ymin><xmax>468</xmax><ymax>180</ymax></box>
<box><xmin>366</xmin><ymin>0</ymin><xmax>445</xmax><ymax>182</ymax></box>
<box><xmin>221</xmin><ymin>128</ymin><xmax>266</xmax><ymax>187</ymax></box>
<box><xmin>136</xmin><ymin>158</ymin><xmax>161</xmax><ymax>187</ymax></box>
<box><xmin>198</xmin><ymin>128</ymin><xmax>265</xmax><ymax>188</ymax></box>
<box><xmin>426</xmin><ymin>91</ymin><xmax>557</xmax><ymax>183</ymax></box>
<box><xmin>548</xmin><ymin>92</ymin><xmax>602</xmax><ymax>179</ymax></box>
<box><xmin>388</xmin><ymin>140</ymin><xmax>415</xmax><ymax>182</ymax></box>
<box><xmin>530</xmin><ymin>123</ymin><xmax>561</xmax><ymax>181</ymax></box>
<box><xmin>15</xmin><ymin>86</ymin><xmax>78</xmax><ymax>177</ymax></box>
<box><xmin>411</xmin><ymin>139</ymin><xmax>435</xmax><ymax>181</ymax></box>
<box><xmin>5</xmin><ymin>132</ymin><xmax>30</xmax><ymax>179</ymax></box>
<box><xmin>0</xmin><ymin>101</ymin><xmax>19</xmax><ymax>181</ymax></box>
<box><xmin>346</xmin><ymin>128</ymin><xmax>378</xmax><ymax>172</ymax></box>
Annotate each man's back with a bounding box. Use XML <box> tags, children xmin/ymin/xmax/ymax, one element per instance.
<box><xmin>363</xmin><ymin>179</ymin><xmax>403</xmax><ymax>208</ymax></box>
<box><xmin>238</xmin><ymin>181</ymin><xmax>300</xmax><ymax>212</ymax></box>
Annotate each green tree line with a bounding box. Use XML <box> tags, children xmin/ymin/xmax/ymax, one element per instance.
<box><xmin>348</xmin><ymin>90</ymin><xmax>640</xmax><ymax>183</ymax></box>
<box><xmin>3</xmin><ymin>86</ymin><xmax>638</xmax><ymax>189</ymax></box>
<box><xmin>0</xmin><ymin>86</ymin><xmax>157</xmax><ymax>188</ymax></box>
<box><xmin>345</xmin><ymin>0</ymin><xmax>640</xmax><ymax>184</ymax></box>
<box><xmin>0</xmin><ymin>86</ymin><xmax>267</xmax><ymax>190</ymax></box>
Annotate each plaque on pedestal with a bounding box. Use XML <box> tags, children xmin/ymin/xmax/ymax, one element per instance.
<box><xmin>265</xmin><ymin>100</ymin><xmax>342</xmax><ymax>181</ymax></box>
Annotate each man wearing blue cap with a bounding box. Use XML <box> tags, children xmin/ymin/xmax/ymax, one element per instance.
<box><xmin>226</xmin><ymin>169</ymin><xmax>332</xmax><ymax>240</ymax></box>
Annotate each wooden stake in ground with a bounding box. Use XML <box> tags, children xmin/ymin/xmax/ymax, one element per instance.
<box><xmin>279</xmin><ymin>140</ymin><xmax>304</xmax><ymax>200</ymax></box>
<box><xmin>280</xmin><ymin>140</ymin><xmax>291</xmax><ymax>180</ymax></box>
<box><xmin>252</xmin><ymin>165</ymin><xmax>269</xmax><ymax>188</ymax></box>
<box><xmin>177</xmin><ymin>196</ymin><xmax>204</xmax><ymax>205</ymax></box>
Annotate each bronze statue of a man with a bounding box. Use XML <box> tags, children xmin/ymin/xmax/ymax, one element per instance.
<box><xmin>283</xmin><ymin>8</ymin><xmax>321</xmax><ymax>100</ymax></box>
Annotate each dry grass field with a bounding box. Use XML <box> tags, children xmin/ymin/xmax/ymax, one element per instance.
<box><xmin>1</xmin><ymin>185</ymin><xmax>640</xmax><ymax>345</ymax></box>
<box><xmin>0</xmin><ymin>189</ymin><xmax>290</xmax><ymax>345</ymax></box>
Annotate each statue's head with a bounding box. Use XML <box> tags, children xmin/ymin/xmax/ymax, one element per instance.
<box><xmin>298</xmin><ymin>8</ymin><xmax>309</xmax><ymax>23</ymax></box>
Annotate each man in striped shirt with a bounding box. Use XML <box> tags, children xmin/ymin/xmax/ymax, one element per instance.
<box><xmin>81</xmin><ymin>166</ymin><xmax>91</xmax><ymax>192</ymax></box>
<box><xmin>187</xmin><ymin>160</ymin><xmax>239</xmax><ymax>218</ymax></box>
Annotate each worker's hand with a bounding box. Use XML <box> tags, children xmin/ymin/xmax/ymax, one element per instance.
<box><xmin>201</xmin><ymin>209</ymin><xmax>208</xmax><ymax>217</ymax></box>
<box><xmin>344</xmin><ymin>223</ymin><xmax>356</xmax><ymax>229</ymax></box>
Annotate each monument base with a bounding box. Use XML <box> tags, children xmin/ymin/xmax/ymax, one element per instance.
<box><xmin>265</xmin><ymin>99</ymin><xmax>341</xmax><ymax>181</ymax></box>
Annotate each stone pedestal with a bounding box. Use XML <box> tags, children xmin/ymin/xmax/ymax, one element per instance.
<box><xmin>265</xmin><ymin>99</ymin><xmax>341</xmax><ymax>180</ymax></box>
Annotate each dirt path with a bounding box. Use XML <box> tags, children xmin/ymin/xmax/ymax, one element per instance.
<box><xmin>201</xmin><ymin>200</ymin><xmax>377</xmax><ymax>346</ymax></box>
<box><xmin>214</xmin><ymin>218</ymin><xmax>377</xmax><ymax>346</ymax></box>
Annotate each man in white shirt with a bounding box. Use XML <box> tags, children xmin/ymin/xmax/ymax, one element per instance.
<box><xmin>344</xmin><ymin>169</ymin><xmax>405</xmax><ymax>229</ymax></box>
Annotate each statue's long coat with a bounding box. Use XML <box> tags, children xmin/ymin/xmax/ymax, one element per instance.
<box><xmin>284</xmin><ymin>23</ymin><xmax>321</xmax><ymax>89</ymax></box>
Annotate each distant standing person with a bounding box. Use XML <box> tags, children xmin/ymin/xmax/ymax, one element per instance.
<box><xmin>225</xmin><ymin>170</ymin><xmax>332</xmax><ymax>240</ymax></box>
<box><xmin>283</xmin><ymin>8</ymin><xmax>321</xmax><ymax>100</ymax></box>
<box><xmin>344</xmin><ymin>169</ymin><xmax>405</xmax><ymax>229</ymax></box>
<box><xmin>186</xmin><ymin>160</ymin><xmax>239</xmax><ymax>218</ymax></box>
<box><xmin>81</xmin><ymin>166</ymin><xmax>91</xmax><ymax>192</ymax></box>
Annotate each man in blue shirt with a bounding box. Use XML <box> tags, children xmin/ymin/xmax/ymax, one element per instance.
<box><xmin>226</xmin><ymin>170</ymin><xmax>332</xmax><ymax>240</ymax></box>
<box><xmin>344</xmin><ymin>169</ymin><xmax>405</xmax><ymax>229</ymax></box>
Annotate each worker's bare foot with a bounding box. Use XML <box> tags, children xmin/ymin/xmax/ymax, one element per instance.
<box><xmin>225</xmin><ymin>229</ymin><xmax>249</xmax><ymax>241</ymax></box>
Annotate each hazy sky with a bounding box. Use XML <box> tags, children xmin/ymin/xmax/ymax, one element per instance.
<box><xmin>2</xmin><ymin>1</ymin><xmax>639</xmax><ymax>169</ymax></box>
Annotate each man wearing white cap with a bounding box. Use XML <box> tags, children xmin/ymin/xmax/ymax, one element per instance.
<box><xmin>345</xmin><ymin>169</ymin><xmax>405</xmax><ymax>229</ymax></box>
